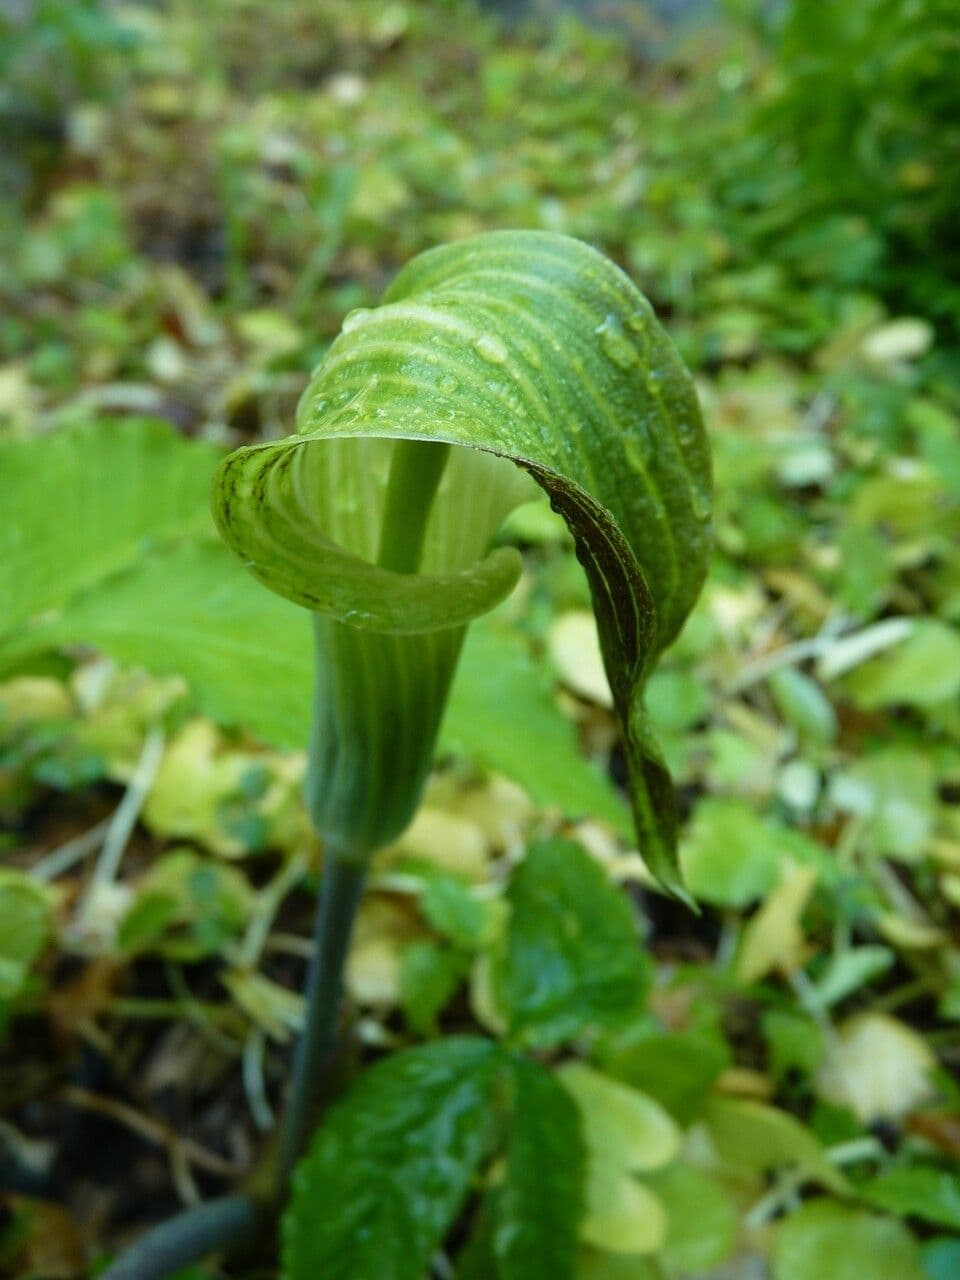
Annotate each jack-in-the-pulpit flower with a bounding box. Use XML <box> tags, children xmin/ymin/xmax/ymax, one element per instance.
<box><xmin>212</xmin><ymin>230</ymin><xmax>711</xmax><ymax>894</ymax></box>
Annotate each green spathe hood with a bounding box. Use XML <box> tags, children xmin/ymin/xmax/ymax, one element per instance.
<box><xmin>212</xmin><ymin>230</ymin><xmax>711</xmax><ymax>893</ymax></box>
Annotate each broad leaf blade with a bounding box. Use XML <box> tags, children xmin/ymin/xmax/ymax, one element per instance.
<box><xmin>445</xmin><ymin>623</ymin><xmax>631</xmax><ymax>836</ymax></box>
<box><xmin>28</xmin><ymin>539</ymin><xmax>630</xmax><ymax>829</ymax></box>
<box><xmin>0</xmin><ymin>417</ymin><xmax>219</xmax><ymax>644</ymax></box>
<box><xmin>212</xmin><ymin>231</ymin><xmax>711</xmax><ymax>894</ymax></box>
<box><xmin>281</xmin><ymin>1037</ymin><xmax>503</xmax><ymax>1280</ymax></box>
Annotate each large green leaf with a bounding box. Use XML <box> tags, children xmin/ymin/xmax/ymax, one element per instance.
<box><xmin>0</xmin><ymin>418</ymin><xmax>219</xmax><ymax>648</ymax></box>
<box><xmin>444</xmin><ymin>623</ymin><xmax>631</xmax><ymax>835</ymax></box>
<box><xmin>212</xmin><ymin>231</ymin><xmax>711</xmax><ymax>893</ymax></box>
<box><xmin>862</xmin><ymin>1165</ymin><xmax>960</xmax><ymax>1231</ymax></box>
<box><xmin>281</xmin><ymin>1037</ymin><xmax>503</xmax><ymax>1280</ymax></box>
<box><xmin>26</xmin><ymin>540</ymin><xmax>629</xmax><ymax>831</ymax></box>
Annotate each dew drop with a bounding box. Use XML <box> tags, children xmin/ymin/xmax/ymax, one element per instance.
<box><xmin>438</xmin><ymin>373</ymin><xmax>460</xmax><ymax>394</ymax></box>
<box><xmin>691</xmin><ymin>484</ymin><xmax>711</xmax><ymax>521</ymax></box>
<box><xmin>341</xmin><ymin>307</ymin><xmax>372</xmax><ymax>335</ymax></box>
<box><xmin>626</xmin><ymin>304</ymin><xmax>652</xmax><ymax>332</ymax></box>
<box><xmin>595</xmin><ymin>314</ymin><xmax>638</xmax><ymax>370</ymax></box>
<box><xmin>474</xmin><ymin>333</ymin><xmax>508</xmax><ymax>365</ymax></box>
<box><xmin>675</xmin><ymin>418</ymin><xmax>698</xmax><ymax>446</ymax></box>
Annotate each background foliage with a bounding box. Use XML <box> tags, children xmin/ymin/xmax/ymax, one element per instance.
<box><xmin>1</xmin><ymin>1</ymin><xmax>959</xmax><ymax>1278</ymax></box>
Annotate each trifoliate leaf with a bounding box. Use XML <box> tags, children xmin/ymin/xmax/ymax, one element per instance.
<box><xmin>773</xmin><ymin>1201</ymin><xmax>924</xmax><ymax>1280</ymax></box>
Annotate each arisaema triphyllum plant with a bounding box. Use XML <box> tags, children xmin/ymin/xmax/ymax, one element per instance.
<box><xmin>102</xmin><ymin>229</ymin><xmax>711</xmax><ymax>1280</ymax></box>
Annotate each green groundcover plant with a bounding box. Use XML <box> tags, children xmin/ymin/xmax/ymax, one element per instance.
<box><xmin>64</xmin><ymin>229</ymin><xmax>709</xmax><ymax>1278</ymax></box>
<box><xmin>4</xmin><ymin>4</ymin><xmax>960</xmax><ymax>1277</ymax></box>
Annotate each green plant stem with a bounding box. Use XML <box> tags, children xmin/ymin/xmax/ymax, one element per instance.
<box><xmin>102</xmin><ymin>437</ymin><xmax>452</xmax><ymax>1280</ymax></box>
<box><xmin>100</xmin><ymin>1193</ymin><xmax>266</xmax><ymax>1280</ymax></box>
<box><xmin>277</xmin><ymin>437</ymin><xmax>453</xmax><ymax>1180</ymax></box>
<box><xmin>277</xmin><ymin>854</ymin><xmax>367</xmax><ymax>1186</ymax></box>
<box><xmin>378</xmin><ymin>438</ymin><xmax>451</xmax><ymax>572</ymax></box>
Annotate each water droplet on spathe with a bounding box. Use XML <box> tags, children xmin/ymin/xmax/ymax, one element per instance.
<box><xmin>595</xmin><ymin>314</ymin><xmax>638</xmax><ymax>370</ymax></box>
<box><xmin>438</xmin><ymin>373</ymin><xmax>460</xmax><ymax>394</ymax></box>
<box><xmin>626</xmin><ymin>305</ymin><xmax>652</xmax><ymax>332</ymax></box>
<box><xmin>474</xmin><ymin>334</ymin><xmax>508</xmax><ymax>365</ymax></box>
<box><xmin>676</xmin><ymin>418</ymin><xmax>698</xmax><ymax>446</ymax></box>
<box><xmin>691</xmin><ymin>485</ymin><xmax>711</xmax><ymax>521</ymax></box>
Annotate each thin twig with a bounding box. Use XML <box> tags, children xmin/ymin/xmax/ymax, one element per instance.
<box><xmin>238</xmin><ymin>850</ymin><xmax>309</xmax><ymax>969</ymax></box>
<box><xmin>90</xmin><ymin>727</ymin><xmax>166</xmax><ymax>889</ymax></box>
<box><xmin>242</xmin><ymin>1029</ymin><xmax>275</xmax><ymax>1132</ymax></box>
<box><xmin>59</xmin><ymin>1085</ymin><xmax>242</xmax><ymax>1180</ymax></box>
<box><xmin>30</xmin><ymin>819</ymin><xmax>111</xmax><ymax>882</ymax></box>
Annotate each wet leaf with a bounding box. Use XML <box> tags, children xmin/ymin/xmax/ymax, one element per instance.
<box><xmin>282</xmin><ymin>1038</ymin><xmax>503</xmax><ymax>1280</ymax></box>
<box><xmin>493</xmin><ymin>839</ymin><xmax>650</xmax><ymax>1048</ymax></box>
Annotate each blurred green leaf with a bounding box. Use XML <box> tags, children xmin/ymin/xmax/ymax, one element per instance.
<box><xmin>493</xmin><ymin>839</ymin><xmax>649</xmax><ymax>1048</ymax></box>
<box><xmin>705</xmin><ymin>1098</ymin><xmax>848</xmax><ymax>1194</ymax></box>
<box><xmin>862</xmin><ymin>1166</ymin><xmax>960</xmax><ymax>1231</ymax></box>
<box><xmin>25</xmin><ymin>538</ymin><xmax>630</xmax><ymax>830</ymax></box>
<box><xmin>843</xmin><ymin>621</ymin><xmax>960</xmax><ymax>709</ymax></box>
<box><xmin>600</xmin><ymin>1026</ymin><xmax>730</xmax><ymax>1126</ymax></box>
<box><xmin>680</xmin><ymin>798</ymin><xmax>780</xmax><ymax>907</ymax></box>
<box><xmin>646</xmin><ymin>1163</ymin><xmax>737</xmax><ymax>1274</ymax></box>
<box><xmin>0</xmin><ymin>419</ymin><xmax>220</xmax><ymax>655</ymax></box>
<box><xmin>773</xmin><ymin>1201</ymin><xmax>924</xmax><ymax>1280</ymax></box>
<box><xmin>282</xmin><ymin>1037</ymin><xmax>503</xmax><ymax>1280</ymax></box>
